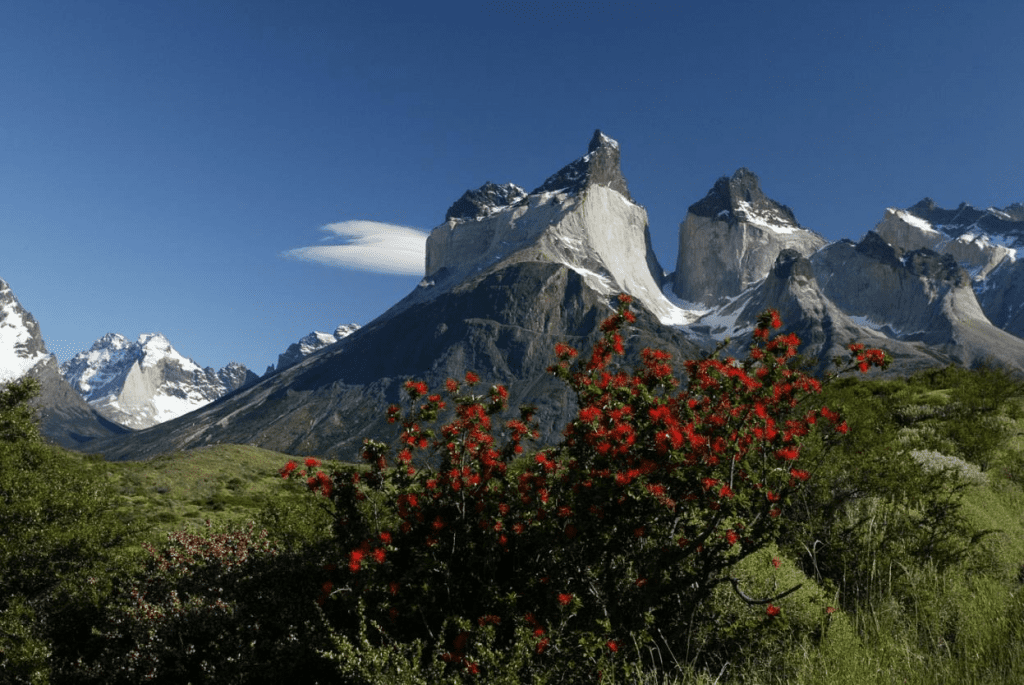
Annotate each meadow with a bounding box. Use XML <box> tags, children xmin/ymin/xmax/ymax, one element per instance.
<box><xmin>2</xmin><ymin>337</ymin><xmax>1024</xmax><ymax>683</ymax></box>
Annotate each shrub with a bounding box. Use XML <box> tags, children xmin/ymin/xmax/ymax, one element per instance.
<box><xmin>0</xmin><ymin>377</ymin><xmax>136</xmax><ymax>683</ymax></box>
<box><xmin>75</xmin><ymin>521</ymin><xmax>335</xmax><ymax>684</ymax></box>
<box><xmin>288</xmin><ymin>298</ymin><xmax>888</xmax><ymax>680</ymax></box>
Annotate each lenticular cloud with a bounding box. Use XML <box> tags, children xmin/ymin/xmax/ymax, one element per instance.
<box><xmin>283</xmin><ymin>221</ymin><xmax>427</xmax><ymax>276</ymax></box>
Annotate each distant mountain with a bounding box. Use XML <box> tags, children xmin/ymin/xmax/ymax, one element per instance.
<box><xmin>0</xmin><ymin>279</ymin><xmax>129</xmax><ymax>447</ymax></box>
<box><xmin>67</xmin><ymin>131</ymin><xmax>1024</xmax><ymax>462</ymax></box>
<box><xmin>61</xmin><ymin>333</ymin><xmax>259</xmax><ymax>429</ymax></box>
<box><xmin>265</xmin><ymin>324</ymin><xmax>360</xmax><ymax>375</ymax></box>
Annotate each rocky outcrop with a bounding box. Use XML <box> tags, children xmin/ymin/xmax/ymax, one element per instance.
<box><xmin>671</xmin><ymin>169</ymin><xmax>827</xmax><ymax>305</ymax></box>
<box><xmin>445</xmin><ymin>182</ymin><xmax>528</xmax><ymax>221</ymax></box>
<box><xmin>421</xmin><ymin>130</ymin><xmax>679</xmax><ymax>325</ymax></box>
<box><xmin>811</xmin><ymin>232</ymin><xmax>1024</xmax><ymax>370</ymax></box>
<box><xmin>876</xmin><ymin>200</ymin><xmax>1024</xmax><ymax>340</ymax></box>
<box><xmin>62</xmin><ymin>333</ymin><xmax>258</xmax><ymax>429</ymax></box>
<box><xmin>873</xmin><ymin>207</ymin><xmax>1014</xmax><ymax>280</ymax></box>
<box><xmin>689</xmin><ymin>251</ymin><xmax>942</xmax><ymax>374</ymax></box>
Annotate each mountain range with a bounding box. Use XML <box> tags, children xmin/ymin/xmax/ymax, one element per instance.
<box><xmin>3</xmin><ymin>130</ymin><xmax>1023</xmax><ymax>459</ymax></box>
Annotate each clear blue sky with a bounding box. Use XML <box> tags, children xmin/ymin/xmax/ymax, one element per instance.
<box><xmin>2</xmin><ymin>0</ymin><xmax>1022</xmax><ymax>373</ymax></box>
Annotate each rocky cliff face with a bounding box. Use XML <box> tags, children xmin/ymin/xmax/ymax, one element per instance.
<box><xmin>62</xmin><ymin>333</ymin><xmax>258</xmax><ymax>429</ymax></box>
<box><xmin>1</xmin><ymin>279</ymin><xmax>129</xmax><ymax>447</ymax></box>
<box><xmin>688</xmin><ymin>251</ymin><xmax>942</xmax><ymax>374</ymax></box>
<box><xmin>422</xmin><ymin>130</ymin><xmax>681</xmax><ymax>325</ymax></box>
<box><xmin>811</xmin><ymin>232</ymin><xmax>1024</xmax><ymax>368</ymax></box>
<box><xmin>671</xmin><ymin>169</ymin><xmax>827</xmax><ymax>305</ymax></box>
<box><xmin>875</xmin><ymin>200</ymin><xmax>1024</xmax><ymax>339</ymax></box>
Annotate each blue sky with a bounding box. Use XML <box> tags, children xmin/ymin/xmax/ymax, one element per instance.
<box><xmin>2</xmin><ymin>0</ymin><xmax>1022</xmax><ymax>373</ymax></box>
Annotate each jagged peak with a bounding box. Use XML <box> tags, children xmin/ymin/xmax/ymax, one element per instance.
<box><xmin>530</xmin><ymin>129</ymin><xmax>631</xmax><ymax>200</ymax></box>
<box><xmin>688</xmin><ymin>168</ymin><xmax>800</xmax><ymax>230</ymax></box>
<box><xmin>445</xmin><ymin>182</ymin><xmax>528</xmax><ymax>221</ymax></box>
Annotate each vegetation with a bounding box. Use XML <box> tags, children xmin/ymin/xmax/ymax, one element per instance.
<box><xmin>2</xmin><ymin>305</ymin><xmax>1023</xmax><ymax>683</ymax></box>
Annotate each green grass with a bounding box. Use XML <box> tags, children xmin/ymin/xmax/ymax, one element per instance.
<box><xmin>94</xmin><ymin>444</ymin><xmax>329</xmax><ymax>538</ymax></box>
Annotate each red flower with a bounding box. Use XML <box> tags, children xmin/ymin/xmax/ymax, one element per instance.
<box><xmin>607</xmin><ymin>640</ymin><xmax>618</xmax><ymax>652</ymax></box>
<box><xmin>767</xmin><ymin>604</ymin><xmax>781</xmax><ymax>617</ymax></box>
<box><xmin>558</xmin><ymin>592</ymin><xmax>573</xmax><ymax>606</ymax></box>
<box><xmin>772</xmin><ymin>557</ymin><xmax>781</xmax><ymax>568</ymax></box>
<box><xmin>348</xmin><ymin>549</ymin><xmax>364</xmax><ymax>572</ymax></box>
<box><xmin>465</xmin><ymin>371</ymin><xmax>480</xmax><ymax>384</ymax></box>
<box><xmin>304</xmin><ymin>457</ymin><xmax>320</xmax><ymax>468</ymax></box>
<box><xmin>726</xmin><ymin>530</ymin><xmax>738</xmax><ymax>545</ymax></box>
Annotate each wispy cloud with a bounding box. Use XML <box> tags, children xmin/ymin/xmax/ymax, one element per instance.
<box><xmin>282</xmin><ymin>221</ymin><xmax>427</xmax><ymax>276</ymax></box>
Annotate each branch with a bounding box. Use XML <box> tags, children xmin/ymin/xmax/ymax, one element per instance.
<box><xmin>727</xmin><ymin>577</ymin><xmax>802</xmax><ymax>605</ymax></box>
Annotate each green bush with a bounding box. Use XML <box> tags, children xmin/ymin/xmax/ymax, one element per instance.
<box><xmin>0</xmin><ymin>377</ymin><xmax>137</xmax><ymax>682</ymax></box>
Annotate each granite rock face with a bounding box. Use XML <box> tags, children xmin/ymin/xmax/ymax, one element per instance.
<box><xmin>811</xmin><ymin>232</ymin><xmax>1024</xmax><ymax>369</ymax></box>
<box><xmin>875</xmin><ymin>200</ymin><xmax>1024</xmax><ymax>339</ymax></box>
<box><xmin>689</xmin><ymin>251</ymin><xmax>941</xmax><ymax>374</ymax></box>
<box><xmin>422</xmin><ymin>130</ymin><xmax>677</xmax><ymax>325</ymax></box>
<box><xmin>671</xmin><ymin>169</ymin><xmax>827</xmax><ymax>305</ymax></box>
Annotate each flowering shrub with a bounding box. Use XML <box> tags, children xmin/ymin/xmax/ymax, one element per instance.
<box><xmin>76</xmin><ymin>522</ymin><xmax>335</xmax><ymax>684</ymax></box>
<box><xmin>286</xmin><ymin>296</ymin><xmax>889</xmax><ymax>678</ymax></box>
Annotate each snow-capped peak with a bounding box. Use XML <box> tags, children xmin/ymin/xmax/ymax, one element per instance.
<box><xmin>61</xmin><ymin>332</ymin><xmax>256</xmax><ymax>429</ymax></box>
<box><xmin>0</xmin><ymin>279</ymin><xmax>50</xmax><ymax>383</ymax></box>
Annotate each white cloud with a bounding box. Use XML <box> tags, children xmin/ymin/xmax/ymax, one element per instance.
<box><xmin>282</xmin><ymin>221</ymin><xmax>427</xmax><ymax>276</ymax></box>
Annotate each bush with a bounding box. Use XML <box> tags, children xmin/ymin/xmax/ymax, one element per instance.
<box><xmin>74</xmin><ymin>521</ymin><xmax>336</xmax><ymax>684</ymax></box>
<box><xmin>287</xmin><ymin>299</ymin><xmax>888</xmax><ymax>681</ymax></box>
<box><xmin>0</xmin><ymin>377</ymin><xmax>136</xmax><ymax>683</ymax></box>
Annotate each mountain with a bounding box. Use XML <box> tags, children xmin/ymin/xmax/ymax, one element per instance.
<box><xmin>671</xmin><ymin>169</ymin><xmax>827</xmax><ymax>305</ymax></box>
<box><xmin>265</xmin><ymin>324</ymin><xmax>361</xmax><ymax>375</ymax></box>
<box><xmin>81</xmin><ymin>131</ymin><xmax>700</xmax><ymax>461</ymax></box>
<box><xmin>1</xmin><ymin>279</ymin><xmax>129</xmax><ymax>447</ymax></box>
<box><xmin>61</xmin><ymin>333</ymin><xmax>259</xmax><ymax>429</ymax></box>
<box><xmin>75</xmin><ymin>131</ymin><xmax>1024</xmax><ymax>462</ymax></box>
<box><xmin>687</xmin><ymin>250</ymin><xmax>945</xmax><ymax>374</ymax></box>
<box><xmin>874</xmin><ymin>200</ymin><xmax>1024</xmax><ymax>339</ymax></box>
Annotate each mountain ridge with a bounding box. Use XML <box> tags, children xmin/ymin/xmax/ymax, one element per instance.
<box><xmin>6</xmin><ymin>131</ymin><xmax>1023</xmax><ymax>458</ymax></box>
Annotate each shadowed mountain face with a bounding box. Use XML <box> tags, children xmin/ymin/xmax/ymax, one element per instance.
<box><xmin>86</xmin><ymin>262</ymin><xmax>699</xmax><ymax>461</ymax></box>
<box><xmin>672</xmin><ymin>169</ymin><xmax>827</xmax><ymax>306</ymax></box>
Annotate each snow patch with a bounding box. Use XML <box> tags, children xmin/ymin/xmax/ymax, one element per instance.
<box><xmin>735</xmin><ymin>201</ymin><xmax>798</xmax><ymax>235</ymax></box>
<box><xmin>892</xmin><ymin>209</ymin><xmax>940</xmax><ymax>234</ymax></box>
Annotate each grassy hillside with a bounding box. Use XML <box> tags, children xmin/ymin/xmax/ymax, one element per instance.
<box><xmin>96</xmin><ymin>444</ymin><xmax>316</xmax><ymax>536</ymax></box>
<box><xmin>4</xmin><ymin>362</ymin><xmax>1024</xmax><ymax>683</ymax></box>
